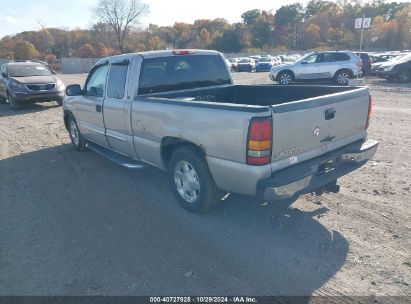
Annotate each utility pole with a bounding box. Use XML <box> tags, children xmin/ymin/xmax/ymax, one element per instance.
<box><xmin>359</xmin><ymin>14</ymin><xmax>365</xmax><ymax>53</ymax></box>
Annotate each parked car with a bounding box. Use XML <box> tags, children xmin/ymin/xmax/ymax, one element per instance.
<box><xmin>355</xmin><ymin>52</ymin><xmax>373</xmax><ymax>76</ymax></box>
<box><xmin>371</xmin><ymin>53</ymin><xmax>410</xmax><ymax>76</ymax></box>
<box><xmin>255</xmin><ymin>57</ymin><xmax>276</xmax><ymax>72</ymax></box>
<box><xmin>269</xmin><ymin>51</ymin><xmax>362</xmax><ymax>85</ymax></box>
<box><xmin>373</xmin><ymin>53</ymin><xmax>411</xmax><ymax>83</ymax></box>
<box><xmin>227</xmin><ymin>58</ymin><xmax>239</xmax><ymax>71</ymax></box>
<box><xmin>0</xmin><ymin>61</ymin><xmax>65</xmax><ymax>110</ymax></box>
<box><xmin>237</xmin><ymin>58</ymin><xmax>256</xmax><ymax>72</ymax></box>
<box><xmin>63</xmin><ymin>49</ymin><xmax>378</xmax><ymax>213</ymax></box>
<box><xmin>249</xmin><ymin>55</ymin><xmax>261</xmax><ymax>63</ymax></box>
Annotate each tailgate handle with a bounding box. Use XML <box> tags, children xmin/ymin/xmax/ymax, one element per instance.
<box><xmin>325</xmin><ymin>108</ymin><xmax>336</xmax><ymax>120</ymax></box>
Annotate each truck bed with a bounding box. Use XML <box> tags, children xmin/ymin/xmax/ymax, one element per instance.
<box><xmin>149</xmin><ymin>84</ymin><xmax>363</xmax><ymax>107</ymax></box>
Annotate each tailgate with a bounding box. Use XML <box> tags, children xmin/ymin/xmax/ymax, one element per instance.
<box><xmin>270</xmin><ymin>87</ymin><xmax>370</xmax><ymax>169</ymax></box>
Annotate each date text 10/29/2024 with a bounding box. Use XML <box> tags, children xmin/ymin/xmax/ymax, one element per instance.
<box><xmin>150</xmin><ymin>297</ymin><xmax>257</xmax><ymax>303</ymax></box>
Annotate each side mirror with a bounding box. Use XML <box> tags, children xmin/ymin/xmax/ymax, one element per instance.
<box><xmin>66</xmin><ymin>84</ymin><xmax>82</xmax><ymax>96</ymax></box>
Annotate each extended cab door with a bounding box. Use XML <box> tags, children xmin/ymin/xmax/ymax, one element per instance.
<box><xmin>103</xmin><ymin>58</ymin><xmax>136</xmax><ymax>157</ymax></box>
<box><xmin>75</xmin><ymin>63</ymin><xmax>109</xmax><ymax>146</ymax></box>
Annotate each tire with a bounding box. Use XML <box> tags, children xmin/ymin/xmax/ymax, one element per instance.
<box><xmin>397</xmin><ymin>69</ymin><xmax>410</xmax><ymax>83</ymax></box>
<box><xmin>68</xmin><ymin>114</ymin><xmax>86</xmax><ymax>151</ymax></box>
<box><xmin>168</xmin><ymin>146</ymin><xmax>223</xmax><ymax>213</ymax></box>
<box><xmin>7</xmin><ymin>93</ymin><xmax>21</xmax><ymax>110</ymax></box>
<box><xmin>277</xmin><ymin>71</ymin><xmax>293</xmax><ymax>85</ymax></box>
<box><xmin>334</xmin><ymin>70</ymin><xmax>352</xmax><ymax>85</ymax></box>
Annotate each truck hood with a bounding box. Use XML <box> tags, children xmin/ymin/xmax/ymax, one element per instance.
<box><xmin>10</xmin><ymin>75</ymin><xmax>57</xmax><ymax>84</ymax></box>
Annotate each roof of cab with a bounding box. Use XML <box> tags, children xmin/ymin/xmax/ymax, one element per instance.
<box><xmin>95</xmin><ymin>49</ymin><xmax>221</xmax><ymax>66</ymax></box>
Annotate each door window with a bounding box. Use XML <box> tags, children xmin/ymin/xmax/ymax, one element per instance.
<box><xmin>85</xmin><ymin>64</ymin><xmax>109</xmax><ymax>97</ymax></box>
<box><xmin>322</xmin><ymin>53</ymin><xmax>336</xmax><ymax>63</ymax></box>
<box><xmin>107</xmin><ymin>62</ymin><xmax>129</xmax><ymax>99</ymax></box>
<box><xmin>304</xmin><ymin>54</ymin><xmax>319</xmax><ymax>64</ymax></box>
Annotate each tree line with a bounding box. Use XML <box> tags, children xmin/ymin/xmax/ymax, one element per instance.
<box><xmin>0</xmin><ymin>0</ymin><xmax>410</xmax><ymax>62</ymax></box>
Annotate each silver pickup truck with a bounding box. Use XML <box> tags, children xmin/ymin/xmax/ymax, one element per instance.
<box><xmin>63</xmin><ymin>49</ymin><xmax>378</xmax><ymax>213</ymax></box>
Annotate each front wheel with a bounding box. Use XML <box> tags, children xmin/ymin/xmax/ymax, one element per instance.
<box><xmin>68</xmin><ymin>115</ymin><xmax>86</xmax><ymax>151</ymax></box>
<box><xmin>168</xmin><ymin>146</ymin><xmax>223</xmax><ymax>213</ymax></box>
<box><xmin>278</xmin><ymin>72</ymin><xmax>293</xmax><ymax>85</ymax></box>
<box><xmin>7</xmin><ymin>93</ymin><xmax>21</xmax><ymax>110</ymax></box>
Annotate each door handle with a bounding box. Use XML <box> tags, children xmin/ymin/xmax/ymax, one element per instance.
<box><xmin>96</xmin><ymin>104</ymin><xmax>102</xmax><ymax>112</ymax></box>
<box><xmin>325</xmin><ymin>108</ymin><xmax>336</xmax><ymax>120</ymax></box>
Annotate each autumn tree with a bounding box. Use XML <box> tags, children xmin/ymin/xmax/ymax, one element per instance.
<box><xmin>14</xmin><ymin>42</ymin><xmax>38</xmax><ymax>60</ymax></box>
<box><xmin>93</xmin><ymin>0</ymin><xmax>149</xmax><ymax>53</ymax></box>
<box><xmin>78</xmin><ymin>44</ymin><xmax>95</xmax><ymax>58</ymax></box>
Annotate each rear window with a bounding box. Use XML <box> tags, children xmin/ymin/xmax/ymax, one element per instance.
<box><xmin>138</xmin><ymin>55</ymin><xmax>231</xmax><ymax>95</ymax></box>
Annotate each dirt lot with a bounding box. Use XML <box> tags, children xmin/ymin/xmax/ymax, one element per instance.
<box><xmin>0</xmin><ymin>72</ymin><xmax>410</xmax><ymax>298</ymax></box>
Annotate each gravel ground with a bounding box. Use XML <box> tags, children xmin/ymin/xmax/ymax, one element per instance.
<box><xmin>0</xmin><ymin>72</ymin><xmax>410</xmax><ymax>298</ymax></box>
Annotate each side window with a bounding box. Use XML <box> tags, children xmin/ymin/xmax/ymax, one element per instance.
<box><xmin>85</xmin><ymin>64</ymin><xmax>109</xmax><ymax>97</ymax></box>
<box><xmin>336</xmin><ymin>53</ymin><xmax>350</xmax><ymax>61</ymax></box>
<box><xmin>107</xmin><ymin>62</ymin><xmax>129</xmax><ymax>99</ymax></box>
<box><xmin>323</xmin><ymin>53</ymin><xmax>336</xmax><ymax>62</ymax></box>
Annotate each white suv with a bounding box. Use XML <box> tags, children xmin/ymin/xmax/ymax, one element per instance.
<box><xmin>269</xmin><ymin>51</ymin><xmax>362</xmax><ymax>85</ymax></box>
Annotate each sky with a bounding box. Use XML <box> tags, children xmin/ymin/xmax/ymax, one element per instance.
<box><xmin>0</xmin><ymin>0</ymin><xmax>311</xmax><ymax>38</ymax></box>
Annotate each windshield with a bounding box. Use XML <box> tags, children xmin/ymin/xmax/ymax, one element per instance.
<box><xmin>239</xmin><ymin>59</ymin><xmax>251</xmax><ymax>63</ymax></box>
<box><xmin>8</xmin><ymin>64</ymin><xmax>52</xmax><ymax>77</ymax></box>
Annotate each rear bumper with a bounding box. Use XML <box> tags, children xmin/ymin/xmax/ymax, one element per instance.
<box><xmin>258</xmin><ymin>139</ymin><xmax>379</xmax><ymax>201</ymax></box>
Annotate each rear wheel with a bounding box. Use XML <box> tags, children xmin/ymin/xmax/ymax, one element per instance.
<box><xmin>397</xmin><ymin>69</ymin><xmax>410</xmax><ymax>83</ymax></box>
<box><xmin>334</xmin><ymin>70</ymin><xmax>351</xmax><ymax>85</ymax></box>
<box><xmin>168</xmin><ymin>146</ymin><xmax>223</xmax><ymax>213</ymax></box>
<box><xmin>278</xmin><ymin>71</ymin><xmax>293</xmax><ymax>85</ymax></box>
<box><xmin>68</xmin><ymin>115</ymin><xmax>86</xmax><ymax>151</ymax></box>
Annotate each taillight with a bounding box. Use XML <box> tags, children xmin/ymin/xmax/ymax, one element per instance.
<box><xmin>365</xmin><ymin>95</ymin><xmax>372</xmax><ymax>129</ymax></box>
<box><xmin>173</xmin><ymin>50</ymin><xmax>194</xmax><ymax>55</ymax></box>
<box><xmin>247</xmin><ymin>117</ymin><xmax>272</xmax><ymax>165</ymax></box>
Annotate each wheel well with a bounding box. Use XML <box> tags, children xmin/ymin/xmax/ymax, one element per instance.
<box><xmin>63</xmin><ymin>110</ymin><xmax>72</xmax><ymax>131</ymax></box>
<box><xmin>277</xmin><ymin>69</ymin><xmax>295</xmax><ymax>80</ymax></box>
<box><xmin>334</xmin><ymin>68</ymin><xmax>353</xmax><ymax>78</ymax></box>
<box><xmin>161</xmin><ymin>137</ymin><xmax>205</xmax><ymax>169</ymax></box>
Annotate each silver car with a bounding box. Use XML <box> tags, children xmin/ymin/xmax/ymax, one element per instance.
<box><xmin>269</xmin><ymin>51</ymin><xmax>362</xmax><ymax>85</ymax></box>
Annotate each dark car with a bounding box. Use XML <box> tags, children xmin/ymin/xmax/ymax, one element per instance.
<box><xmin>0</xmin><ymin>61</ymin><xmax>65</xmax><ymax>110</ymax></box>
<box><xmin>355</xmin><ymin>52</ymin><xmax>373</xmax><ymax>76</ymax></box>
<box><xmin>375</xmin><ymin>53</ymin><xmax>411</xmax><ymax>83</ymax></box>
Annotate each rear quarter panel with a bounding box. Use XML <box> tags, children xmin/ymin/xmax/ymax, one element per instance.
<box><xmin>130</xmin><ymin>98</ymin><xmax>271</xmax><ymax>170</ymax></box>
